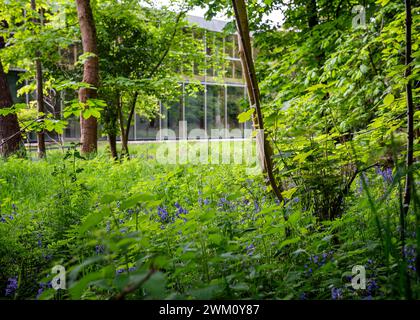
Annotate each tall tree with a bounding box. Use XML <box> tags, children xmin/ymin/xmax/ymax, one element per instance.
<box><xmin>0</xmin><ymin>27</ymin><xmax>22</xmax><ymax>157</ymax></box>
<box><xmin>96</xmin><ymin>1</ymin><xmax>205</xmax><ymax>159</ymax></box>
<box><xmin>232</xmin><ymin>0</ymin><xmax>284</xmax><ymax>204</ymax></box>
<box><xmin>76</xmin><ymin>0</ymin><xmax>99</xmax><ymax>154</ymax></box>
<box><xmin>31</xmin><ymin>0</ymin><xmax>46</xmax><ymax>158</ymax></box>
<box><xmin>0</xmin><ymin>62</ymin><xmax>22</xmax><ymax>157</ymax></box>
<box><xmin>403</xmin><ymin>0</ymin><xmax>414</xmax><ymax>216</ymax></box>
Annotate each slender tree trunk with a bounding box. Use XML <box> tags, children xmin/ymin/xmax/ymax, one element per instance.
<box><xmin>76</xmin><ymin>0</ymin><xmax>99</xmax><ymax>154</ymax></box>
<box><xmin>31</xmin><ymin>0</ymin><xmax>46</xmax><ymax>158</ymax></box>
<box><xmin>403</xmin><ymin>0</ymin><xmax>414</xmax><ymax>217</ymax></box>
<box><xmin>122</xmin><ymin>91</ymin><xmax>138</xmax><ymax>157</ymax></box>
<box><xmin>35</xmin><ymin>59</ymin><xmax>46</xmax><ymax>158</ymax></box>
<box><xmin>238</xmin><ymin>39</ymin><xmax>266</xmax><ymax>172</ymax></box>
<box><xmin>232</xmin><ymin>0</ymin><xmax>284</xmax><ymax>204</ymax></box>
<box><xmin>0</xmin><ymin>59</ymin><xmax>22</xmax><ymax>157</ymax></box>
<box><xmin>116</xmin><ymin>92</ymin><xmax>128</xmax><ymax>156</ymax></box>
<box><xmin>108</xmin><ymin>133</ymin><xmax>118</xmax><ymax>160</ymax></box>
<box><xmin>401</xmin><ymin>0</ymin><xmax>414</xmax><ymax>299</ymax></box>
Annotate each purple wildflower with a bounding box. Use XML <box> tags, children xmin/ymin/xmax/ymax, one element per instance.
<box><xmin>331</xmin><ymin>288</ymin><xmax>342</xmax><ymax>300</ymax></box>
<box><xmin>157</xmin><ymin>206</ymin><xmax>168</xmax><ymax>221</ymax></box>
<box><xmin>246</xmin><ymin>244</ymin><xmax>255</xmax><ymax>256</ymax></box>
<box><xmin>5</xmin><ymin>277</ymin><xmax>18</xmax><ymax>296</ymax></box>
<box><xmin>95</xmin><ymin>244</ymin><xmax>105</xmax><ymax>254</ymax></box>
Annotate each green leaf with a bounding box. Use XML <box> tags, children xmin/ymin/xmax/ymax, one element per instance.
<box><xmin>101</xmin><ymin>193</ymin><xmax>118</xmax><ymax>204</ymax></box>
<box><xmin>82</xmin><ymin>109</ymin><xmax>92</xmax><ymax>119</ymax></box>
<box><xmin>279</xmin><ymin>237</ymin><xmax>300</xmax><ymax>249</ymax></box>
<box><xmin>237</xmin><ymin>108</ymin><xmax>255</xmax><ymax>123</ymax></box>
<box><xmin>293</xmin><ymin>150</ymin><xmax>314</xmax><ymax>163</ymax></box>
<box><xmin>69</xmin><ymin>266</ymin><xmax>113</xmax><ymax>299</ymax></box>
<box><xmin>78</xmin><ymin>208</ymin><xmax>110</xmax><ymax>234</ymax></box>
<box><xmin>281</xmin><ymin>187</ymin><xmax>298</xmax><ymax>200</ymax></box>
<box><xmin>120</xmin><ymin>193</ymin><xmax>156</xmax><ymax>209</ymax></box>
<box><xmin>384</xmin><ymin>93</ymin><xmax>394</xmax><ymax>106</ymax></box>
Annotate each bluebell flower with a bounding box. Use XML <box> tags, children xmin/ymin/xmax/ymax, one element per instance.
<box><xmin>36</xmin><ymin>281</ymin><xmax>51</xmax><ymax>299</ymax></box>
<box><xmin>157</xmin><ymin>206</ymin><xmax>168</xmax><ymax>221</ymax></box>
<box><xmin>299</xmin><ymin>292</ymin><xmax>307</xmax><ymax>300</ymax></box>
<box><xmin>246</xmin><ymin>244</ymin><xmax>255</xmax><ymax>256</ymax></box>
<box><xmin>95</xmin><ymin>244</ymin><xmax>105</xmax><ymax>254</ymax></box>
<box><xmin>116</xmin><ymin>268</ymin><xmax>125</xmax><ymax>275</ymax></box>
<box><xmin>174</xmin><ymin>202</ymin><xmax>188</xmax><ymax>217</ymax></box>
<box><xmin>331</xmin><ymin>288</ymin><xmax>342</xmax><ymax>300</ymax></box>
<box><xmin>128</xmin><ymin>266</ymin><xmax>137</xmax><ymax>272</ymax></box>
<box><xmin>218</xmin><ymin>198</ymin><xmax>228</xmax><ymax>206</ymax></box>
<box><xmin>375</xmin><ymin>166</ymin><xmax>393</xmax><ymax>183</ymax></box>
<box><xmin>254</xmin><ymin>200</ymin><xmax>260</xmax><ymax>213</ymax></box>
<box><xmin>203</xmin><ymin>198</ymin><xmax>210</xmax><ymax>205</ymax></box>
<box><xmin>5</xmin><ymin>277</ymin><xmax>18</xmax><ymax>296</ymax></box>
<box><xmin>36</xmin><ymin>287</ymin><xmax>44</xmax><ymax>299</ymax></box>
<box><xmin>0</xmin><ymin>216</ymin><xmax>6</xmax><ymax>223</ymax></box>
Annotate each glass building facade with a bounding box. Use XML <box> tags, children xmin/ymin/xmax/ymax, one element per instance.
<box><xmin>136</xmin><ymin>15</ymin><xmax>249</xmax><ymax>140</ymax></box>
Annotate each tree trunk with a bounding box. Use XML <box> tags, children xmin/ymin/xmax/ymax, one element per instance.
<box><xmin>403</xmin><ymin>0</ymin><xmax>414</xmax><ymax>217</ymax></box>
<box><xmin>0</xmin><ymin>59</ymin><xmax>22</xmax><ymax>157</ymax></box>
<box><xmin>108</xmin><ymin>133</ymin><xmax>118</xmax><ymax>160</ymax></box>
<box><xmin>122</xmin><ymin>91</ymin><xmax>139</xmax><ymax>157</ymax></box>
<box><xmin>232</xmin><ymin>0</ymin><xmax>284</xmax><ymax>204</ymax></box>
<box><xmin>238</xmin><ymin>39</ymin><xmax>266</xmax><ymax>172</ymax></box>
<box><xmin>31</xmin><ymin>0</ymin><xmax>46</xmax><ymax>158</ymax></box>
<box><xmin>116</xmin><ymin>92</ymin><xmax>128</xmax><ymax>156</ymax></box>
<box><xmin>35</xmin><ymin>59</ymin><xmax>46</xmax><ymax>158</ymax></box>
<box><xmin>76</xmin><ymin>0</ymin><xmax>99</xmax><ymax>154</ymax></box>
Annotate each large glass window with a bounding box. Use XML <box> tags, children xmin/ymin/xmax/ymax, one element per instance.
<box><xmin>184</xmin><ymin>84</ymin><xmax>205</xmax><ymax>138</ymax></box>
<box><xmin>161</xmin><ymin>96</ymin><xmax>183</xmax><ymax>139</ymax></box>
<box><xmin>234</xmin><ymin>60</ymin><xmax>243</xmax><ymax>79</ymax></box>
<box><xmin>225</xmin><ymin>60</ymin><xmax>234</xmax><ymax>79</ymax></box>
<box><xmin>206</xmin><ymin>85</ymin><xmax>226</xmax><ymax>137</ymax></box>
<box><xmin>226</xmin><ymin>86</ymin><xmax>246</xmax><ymax>137</ymax></box>
<box><xmin>135</xmin><ymin>113</ymin><xmax>159</xmax><ymax>140</ymax></box>
<box><xmin>225</xmin><ymin>35</ymin><xmax>234</xmax><ymax>58</ymax></box>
